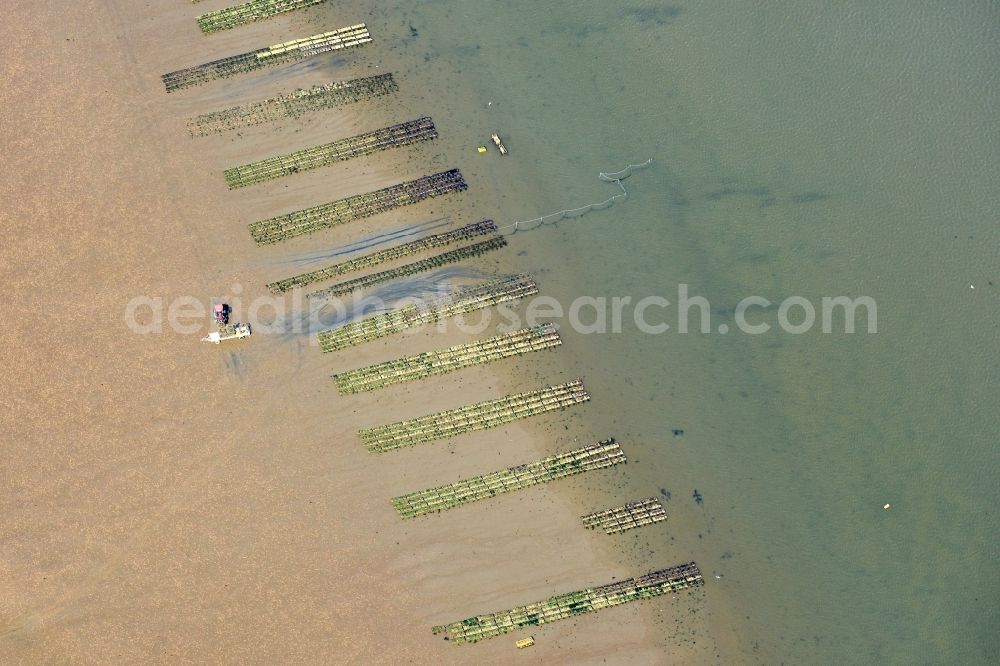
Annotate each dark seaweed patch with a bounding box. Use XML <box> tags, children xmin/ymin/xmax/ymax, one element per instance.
<box><xmin>790</xmin><ymin>191</ymin><xmax>829</xmax><ymax>204</ymax></box>
<box><xmin>623</xmin><ymin>6</ymin><xmax>683</xmax><ymax>25</ymax></box>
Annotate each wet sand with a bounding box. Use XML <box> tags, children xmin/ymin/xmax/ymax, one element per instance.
<box><xmin>0</xmin><ymin>1</ymin><xmax>710</xmax><ymax>663</ymax></box>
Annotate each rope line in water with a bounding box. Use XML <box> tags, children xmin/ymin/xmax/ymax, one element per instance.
<box><xmin>497</xmin><ymin>158</ymin><xmax>653</xmax><ymax>235</ymax></box>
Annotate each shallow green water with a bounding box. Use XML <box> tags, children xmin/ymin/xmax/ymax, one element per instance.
<box><xmin>328</xmin><ymin>1</ymin><xmax>999</xmax><ymax>662</ymax></box>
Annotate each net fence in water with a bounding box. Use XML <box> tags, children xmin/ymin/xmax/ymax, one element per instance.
<box><xmin>497</xmin><ymin>158</ymin><xmax>654</xmax><ymax>234</ymax></box>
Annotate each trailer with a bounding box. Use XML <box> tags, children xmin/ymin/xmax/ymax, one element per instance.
<box><xmin>202</xmin><ymin>323</ymin><xmax>251</xmax><ymax>344</ymax></box>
